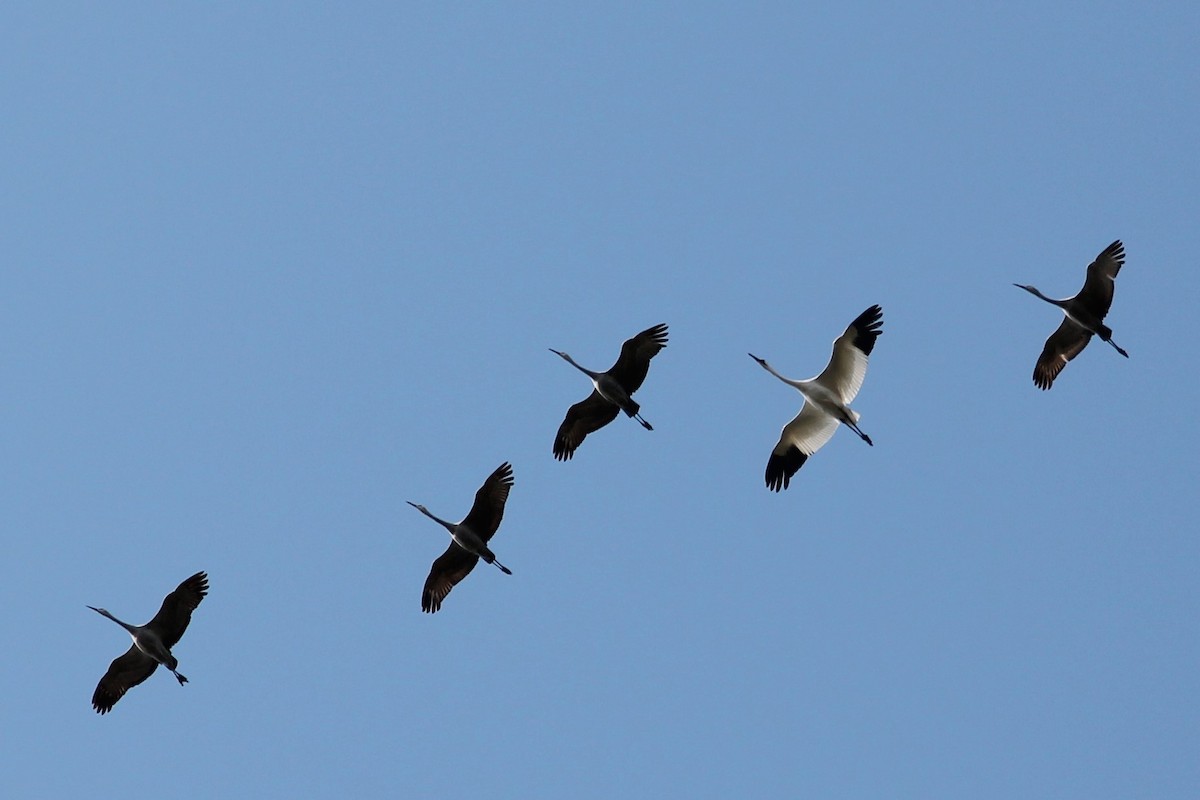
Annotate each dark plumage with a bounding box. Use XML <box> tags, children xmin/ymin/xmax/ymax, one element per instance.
<box><xmin>551</xmin><ymin>324</ymin><xmax>669</xmax><ymax>460</ymax></box>
<box><xmin>408</xmin><ymin>462</ymin><xmax>514</xmax><ymax>613</ymax></box>
<box><xmin>89</xmin><ymin>571</ymin><xmax>208</xmax><ymax>714</ymax></box>
<box><xmin>1014</xmin><ymin>240</ymin><xmax>1129</xmax><ymax>390</ymax></box>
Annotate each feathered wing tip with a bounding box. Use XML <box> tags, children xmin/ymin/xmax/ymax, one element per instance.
<box><xmin>1093</xmin><ymin>240</ymin><xmax>1125</xmax><ymax>276</ymax></box>
<box><xmin>633</xmin><ymin>323</ymin><xmax>669</xmax><ymax>351</ymax></box>
<box><xmin>848</xmin><ymin>305</ymin><xmax>884</xmax><ymax>356</ymax></box>
<box><xmin>765</xmin><ymin>446</ymin><xmax>808</xmax><ymax>492</ymax></box>
<box><xmin>553</xmin><ymin>393</ymin><xmax>621</xmax><ymax>461</ymax></box>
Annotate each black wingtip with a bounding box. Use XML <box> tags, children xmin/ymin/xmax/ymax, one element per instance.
<box><xmin>765</xmin><ymin>446</ymin><xmax>807</xmax><ymax>492</ymax></box>
<box><xmin>849</xmin><ymin>305</ymin><xmax>884</xmax><ymax>356</ymax></box>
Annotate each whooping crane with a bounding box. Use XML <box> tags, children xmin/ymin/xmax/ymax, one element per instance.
<box><xmin>88</xmin><ymin>571</ymin><xmax>208</xmax><ymax>714</ymax></box>
<box><xmin>550</xmin><ymin>323</ymin><xmax>668</xmax><ymax>460</ymax></box>
<box><xmin>408</xmin><ymin>462</ymin><xmax>514</xmax><ymax>613</ymax></box>
<box><xmin>1014</xmin><ymin>239</ymin><xmax>1129</xmax><ymax>390</ymax></box>
<box><xmin>749</xmin><ymin>305</ymin><xmax>883</xmax><ymax>491</ymax></box>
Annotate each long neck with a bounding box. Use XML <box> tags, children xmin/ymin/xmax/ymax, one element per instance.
<box><xmin>415</xmin><ymin>505</ymin><xmax>456</xmax><ymax>533</ymax></box>
<box><xmin>758</xmin><ymin>360</ymin><xmax>806</xmax><ymax>391</ymax></box>
<box><xmin>1022</xmin><ymin>285</ymin><xmax>1061</xmax><ymax>306</ymax></box>
<box><xmin>91</xmin><ymin>607</ymin><xmax>137</xmax><ymax>635</ymax></box>
<box><xmin>563</xmin><ymin>355</ymin><xmax>599</xmax><ymax>380</ymax></box>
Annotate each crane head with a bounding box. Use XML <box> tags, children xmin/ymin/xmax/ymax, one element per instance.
<box><xmin>406</xmin><ymin>501</ymin><xmax>427</xmax><ymax>514</ymax></box>
<box><xmin>86</xmin><ymin>605</ymin><xmax>110</xmax><ymax>617</ymax></box>
<box><xmin>548</xmin><ymin>348</ymin><xmax>571</xmax><ymax>361</ymax></box>
<box><xmin>748</xmin><ymin>353</ymin><xmax>767</xmax><ymax>366</ymax></box>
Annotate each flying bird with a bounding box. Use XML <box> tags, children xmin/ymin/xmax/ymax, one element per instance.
<box><xmin>550</xmin><ymin>323</ymin><xmax>669</xmax><ymax>460</ymax></box>
<box><xmin>88</xmin><ymin>571</ymin><xmax>209</xmax><ymax>714</ymax></box>
<box><xmin>750</xmin><ymin>305</ymin><xmax>883</xmax><ymax>491</ymax></box>
<box><xmin>1014</xmin><ymin>239</ymin><xmax>1129</xmax><ymax>390</ymax></box>
<box><xmin>408</xmin><ymin>462</ymin><xmax>514</xmax><ymax>613</ymax></box>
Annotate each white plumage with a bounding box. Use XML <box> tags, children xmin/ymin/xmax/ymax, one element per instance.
<box><xmin>750</xmin><ymin>305</ymin><xmax>883</xmax><ymax>491</ymax></box>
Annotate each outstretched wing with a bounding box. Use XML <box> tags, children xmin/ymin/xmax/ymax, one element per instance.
<box><xmin>92</xmin><ymin>644</ymin><xmax>159</xmax><ymax>714</ymax></box>
<box><xmin>460</xmin><ymin>462</ymin><xmax>514</xmax><ymax>542</ymax></box>
<box><xmin>553</xmin><ymin>391</ymin><xmax>620</xmax><ymax>461</ymax></box>
<box><xmin>1076</xmin><ymin>239</ymin><xmax>1124</xmax><ymax>321</ymax></box>
<box><xmin>765</xmin><ymin>403</ymin><xmax>840</xmax><ymax>491</ymax></box>
<box><xmin>422</xmin><ymin>542</ymin><xmax>480</xmax><ymax>613</ymax></box>
<box><xmin>146</xmin><ymin>571</ymin><xmax>208</xmax><ymax>649</ymax></box>
<box><xmin>815</xmin><ymin>305</ymin><xmax>882</xmax><ymax>404</ymax></box>
<box><xmin>1033</xmin><ymin>318</ymin><xmax>1092</xmax><ymax>390</ymax></box>
<box><xmin>607</xmin><ymin>323</ymin><xmax>669</xmax><ymax>394</ymax></box>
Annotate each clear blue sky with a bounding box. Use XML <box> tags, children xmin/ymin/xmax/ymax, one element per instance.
<box><xmin>3</xmin><ymin>3</ymin><xmax>1197</xmax><ymax>798</ymax></box>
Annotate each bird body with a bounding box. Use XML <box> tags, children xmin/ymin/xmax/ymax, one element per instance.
<box><xmin>448</xmin><ymin>524</ymin><xmax>500</xmax><ymax>564</ymax></box>
<box><xmin>750</xmin><ymin>305</ymin><xmax>882</xmax><ymax>491</ymax></box>
<box><xmin>1014</xmin><ymin>239</ymin><xmax>1129</xmax><ymax>389</ymax></box>
<box><xmin>551</xmin><ymin>323</ymin><xmax>668</xmax><ymax>460</ymax></box>
<box><xmin>588</xmin><ymin>370</ymin><xmax>641</xmax><ymax>417</ymax></box>
<box><xmin>408</xmin><ymin>462</ymin><xmax>515</xmax><ymax>613</ymax></box>
<box><xmin>88</xmin><ymin>571</ymin><xmax>208</xmax><ymax>714</ymax></box>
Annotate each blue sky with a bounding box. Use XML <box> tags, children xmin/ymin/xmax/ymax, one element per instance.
<box><xmin>3</xmin><ymin>3</ymin><xmax>1197</xmax><ymax>798</ymax></box>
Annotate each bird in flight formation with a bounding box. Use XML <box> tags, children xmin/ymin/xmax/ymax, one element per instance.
<box><xmin>88</xmin><ymin>241</ymin><xmax>1133</xmax><ymax>711</ymax></box>
<box><xmin>1014</xmin><ymin>239</ymin><xmax>1129</xmax><ymax>389</ymax></box>
<box><xmin>88</xmin><ymin>571</ymin><xmax>208</xmax><ymax>714</ymax></box>
<box><xmin>408</xmin><ymin>462</ymin><xmax>515</xmax><ymax>613</ymax></box>
<box><xmin>750</xmin><ymin>305</ymin><xmax>883</xmax><ymax>491</ymax></box>
<box><xmin>550</xmin><ymin>323</ymin><xmax>669</xmax><ymax>460</ymax></box>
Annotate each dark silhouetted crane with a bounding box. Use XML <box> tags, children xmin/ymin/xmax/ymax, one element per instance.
<box><xmin>408</xmin><ymin>462</ymin><xmax>514</xmax><ymax>613</ymax></box>
<box><xmin>1014</xmin><ymin>239</ymin><xmax>1129</xmax><ymax>389</ymax></box>
<box><xmin>88</xmin><ymin>571</ymin><xmax>208</xmax><ymax>714</ymax></box>
<box><xmin>550</xmin><ymin>323</ymin><xmax>668</xmax><ymax>460</ymax></box>
<box><xmin>750</xmin><ymin>305</ymin><xmax>883</xmax><ymax>491</ymax></box>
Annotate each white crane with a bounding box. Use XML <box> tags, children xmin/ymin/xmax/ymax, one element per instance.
<box><xmin>88</xmin><ymin>571</ymin><xmax>208</xmax><ymax>714</ymax></box>
<box><xmin>1014</xmin><ymin>239</ymin><xmax>1129</xmax><ymax>390</ymax></box>
<box><xmin>550</xmin><ymin>323</ymin><xmax>668</xmax><ymax>460</ymax></box>
<box><xmin>749</xmin><ymin>305</ymin><xmax>883</xmax><ymax>491</ymax></box>
<box><xmin>408</xmin><ymin>462</ymin><xmax>514</xmax><ymax>613</ymax></box>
